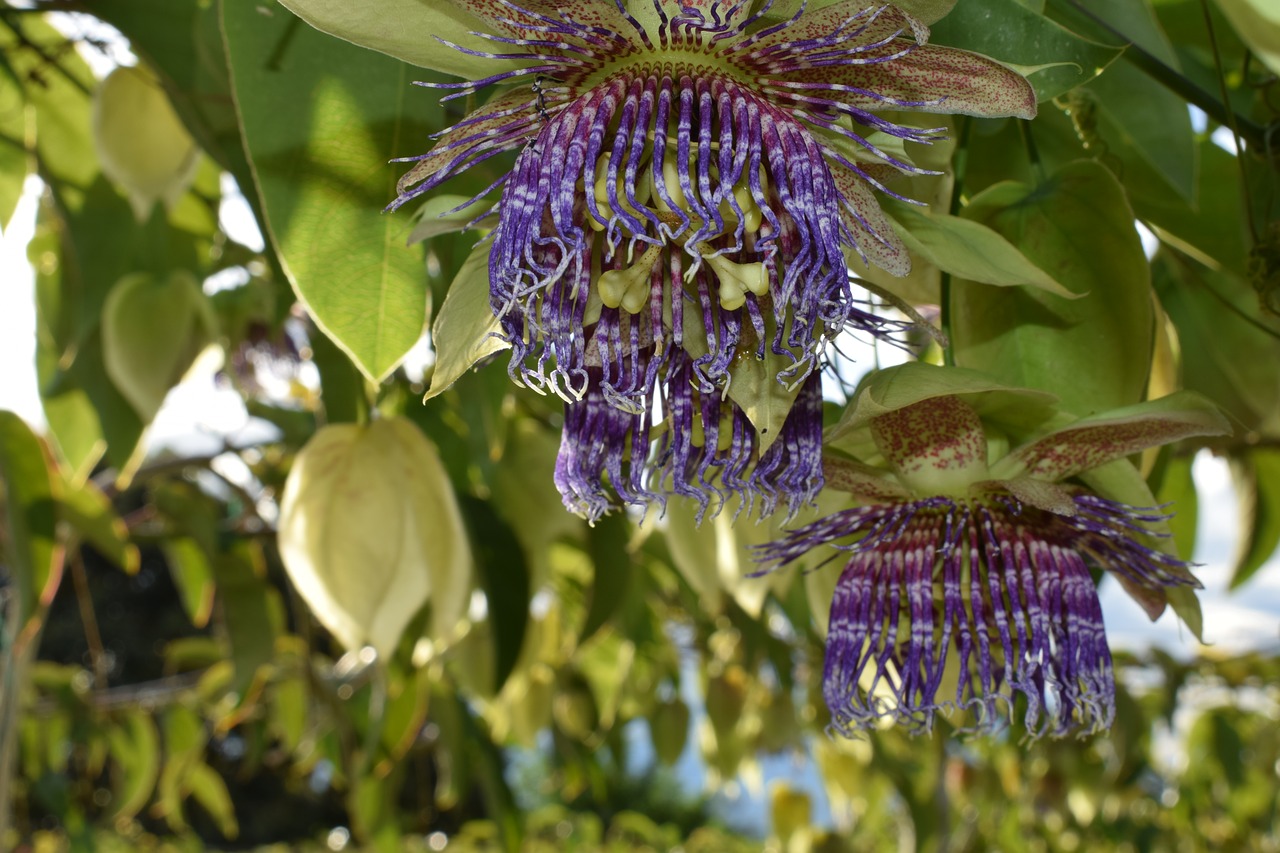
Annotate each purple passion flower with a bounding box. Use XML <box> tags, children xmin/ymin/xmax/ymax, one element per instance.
<box><xmin>757</xmin><ymin>368</ymin><xmax>1230</xmax><ymax>737</ymax></box>
<box><xmin>388</xmin><ymin>0</ymin><xmax>1036</xmax><ymax>516</ymax></box>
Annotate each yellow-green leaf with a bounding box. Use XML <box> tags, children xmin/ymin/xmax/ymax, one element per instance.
<box><xmin>223</xmin><ymin>2</ymin><xmax>439</xmax><ymax>382</ymax></box>
<box><xmin>423</xmin><ymin>239</ymin><xmax>507</xmax><ymax>400</ymax></box>
<box><xmin>101</xmin><ymin>270</ymin><xmax>218</xmax><ymax>424</ymax></box>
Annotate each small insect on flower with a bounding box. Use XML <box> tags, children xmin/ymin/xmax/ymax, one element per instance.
<box><xmin>755</xmin><ymin>364</ymin><xmax>1230</xmax><ymax>738</ymax></box>
<box><xmin>386</xmin><ymin>0</ymin><xmax>1037</xmax><ymax>517</ymax></box>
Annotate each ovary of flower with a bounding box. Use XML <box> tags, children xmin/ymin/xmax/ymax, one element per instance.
<box><xmin>652</xmin><ymin>157</ymin><xmax>766</xmax><ymax>240</ymax></box>
<box><xmin>598</xmin><ymin>244</ymin><xmax>663</xmax><ymax>313</ymax></box>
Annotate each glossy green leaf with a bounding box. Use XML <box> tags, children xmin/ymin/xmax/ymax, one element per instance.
<box><xmin>223</xmin><ymin>2</ymin><xmax>437</xmax><ymax>382</ymax></box>
<box><xmin>951</xmin><ymin>160</ymin><xmax>1155</xmax><ymax>417</ymax></box>
<box><xmin>0</xmin><ymin>411</ymin><xmax>62</xmax><ymax>634</ymax></box>
<box><xmin>1229</xmin><ymin>448</ymin><xmax>1280</xmax><ymax>590</ymax></box>
<box><xmin>423</xmin><ymin>238</ymin><xmax>507</xmax><ymax>400</ymax></box>
<box><xmin>929</xmin><ymin>0</ymin><xmax>1123</xmax><ymax>101</ymax></box>
<box><xmin>1055</xmin><ymin>0</ymin><xmax>1198</xmax><ymax>202</ymax></box>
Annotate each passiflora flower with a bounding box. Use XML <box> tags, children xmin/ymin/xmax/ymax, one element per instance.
<box><xmin>283</xmin><ymin>0</ymin><xmax>1036</xmax><ymax>516</ymax></box>
<box><xmin>755</xmin><ymin>364</ymin><xmax>1230</xmax><ymax>738</ymax></box>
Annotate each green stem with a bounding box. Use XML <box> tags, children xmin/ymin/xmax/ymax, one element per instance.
<box><xmin>1199</xmin><ymin>0</ymin><xmax>1259</xmax><ymax>242</ymax></box>
<box><xmin>939</xmin><ymin>117</ymin><xmax>972</xmax><ymax>367</ymax></box>
<box><xmin>1050</xmin><ymin>0</ymin><xmax>1269</xmax><ymax>153</ymax></box>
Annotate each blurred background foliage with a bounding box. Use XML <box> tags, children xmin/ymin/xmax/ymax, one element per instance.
<box><xmin>0</xmin><ymin>0</ymin><xmax>1278</xmax><ymax>850</ymax></box>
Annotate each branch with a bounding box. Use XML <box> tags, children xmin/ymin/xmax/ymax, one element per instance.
<box><xmin>1049</xmin><ymin>0</ymin><xmax>1271</xmax><ymax>154</ymax></box>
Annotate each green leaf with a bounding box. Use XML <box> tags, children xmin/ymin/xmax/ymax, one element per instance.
<box><xmin>884</xmin><ymin>197</ymin><xmax>1074</xmax><ymax>297</ymax></box>
<box><xmin>212</xmin><ymin>541</ymin><xmax>279</xmax><ymax>726</ymax></box>
<box><xmin>423</xmin><ymin>238</ymin><xmax>507</xmax><ymax>400</ymax></box>
<box><xmin>1152</xmin><ymin>250</ymin><xmax>1280</xmax><ymax>435</ymax></box>
<box><xmin>186</xmin><ymin>762</ymin><xmax>239</xmax><ymax>840</ymax></box>
<box><xmin>162</xmin><ymin>537</ymin><xmax>216</xmax><ymax>629</ymax></box>
<box><xmin>1150</xmin><ymin>449</ymin><xmax>1198</xmax><ymax>562</ymax></box>
<box><xmin>407</xmin><ymin>194</ymin><xmax>492</xmax><ymax>245</ymax></box>
<box><xmin>929</xmin><ymin>0</ymin><xmax>1123</xmax><ymax>101</ymax></box>
<box><xmin>951</xmin><ymin>160</ymin><xmax>1156</xmax><ymax>418</ymax></box>
<box><xmin>487</xmin><ymin>420</ymin><xmax>581</xmax><ymax>590</ymax></box>
<box><xmin>278</xmin><ymin>0</ymin><xmax>496</xmax><ymax>78</ymax></box>
<box><xmin>0</xmin><ymin>68</ymin><xmax>26</xmax><ymax>231</ymax></box>
<box><xmin>581</xmin><ymin>514</ymin><xmax>634</xmax><ymax>643</ymax></box>
<box><xmin>56</xmin><ymin>475</ymin><xmax>140</xmax><ymax>575</ymax></box>
<box><xmin>1</xmin><ymin>15</ymin><xmax>97</xmax><ymax>198</ymax></box>
<box><xmin>0</xmin><ymin>411</ymin><xmax>62</xmax><ymax>635</ymax></box>
<box><xmin>223</xmin><ymin>2</ymin><xmax>437</xmax><ymax>382</ymax></box>
<box><xmin>458</xmin><ymin>495</ymin><xmax>530</xmax><ymax>695</ymax></box>
<box><xmin>106</xmin><ymin>710</ymin><xmax>161</xmax><ymax>821</ymax></box>
<box><xmin>1142</xmin><ymin>137</ymin><xmax>1250</xmax><ymax>276</ymax></box>
<box><xmin>1229</xmin><ymin>448</ymin><xmax>1280</xmax><ymax>590</ymax></box>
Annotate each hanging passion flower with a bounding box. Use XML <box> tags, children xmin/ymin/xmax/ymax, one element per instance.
<box><xmin>393</xmin><ymin>0</ymin><xmax>1034</xmax><ymax>404</ymax></box>
<box><xmin>555</xmin><ymin>356</ymin><xmax>824</xmax><ymax>521</ymax></box>
<box><xmin>755</xmin><ymin>365</ymin><xmax>1230</xmax><ymax>738</ymax></box>
<box><xmin>381</xmin><ymin>0</ymin><xmax>1034</xmax><ymax>516</ymax></box>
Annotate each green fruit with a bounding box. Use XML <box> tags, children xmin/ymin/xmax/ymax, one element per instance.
<box><xmin>93</xmin><ymin>65</ymin><xmax>199</xmax><ymax>220</ymax></box>
<box><xmin>277</xmin><ymin>417</ymin><xmax>473</xmax><ymax>659</ymax></box>
<box><xmin>101</xmin><ymin>271</ymin><xmax>217</xmax><ymax>423</ymax></box>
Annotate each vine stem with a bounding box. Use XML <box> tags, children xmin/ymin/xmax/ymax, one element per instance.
<box><xmin>939</xmin><ymin>117</ymin><xmax>973</xmax><ymax>367</ymax></box>
<box><xmin>1049</xmin><ymin>0</ymin><xmax>1269</xmax><ymax>154</ymax></box>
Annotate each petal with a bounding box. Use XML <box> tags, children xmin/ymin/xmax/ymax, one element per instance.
<box><xmin>752</xmin><ymin>1</ymin><xmax>914</xmax><ymax>53</ymax></box>
<box><xmin>279</xmin><ymin>0</ymin><xmax>496</xmax><ymax>77</ymax></box>
<box><xmin>462</xmin><ymin>0</ymin><xmax>645</xmax><ymax>43</ymax></box>
<box><xmin>994</xmin><ymin>391</ymin><xmax>1231</xmax><ymax>483</ymax></box>
<box><xmin>973</xmin><ymin>476</ymin><xmax>1076</xmax><ymax>517</ymax></box>
<box><xmin>870</xmin><ymin>395</ymin><xmax>989</xmax><ymax>495</ymax></box>
<box><xmin>783</xmin><ymin>44</ymin><xmax>1037</xmax><ymax>119</ymax></box>
<box><xmin>830</xmin><ymin>167</ymin><xmax>911</xmax><ymax>276</ymax></box>
<box><xmin>822</xmin><ymin>455</ymin><xmax>909</xmax><ymax>501</ymax></box>
<box><xmin>829</xmin><ymin>361</ymin><xmax>1058</xmax><ymax>441</ymax></box>
<box><xmin>395</xmin><ymin>88</ymin><xmax>536</xmax><ymax>202</ymax></box>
